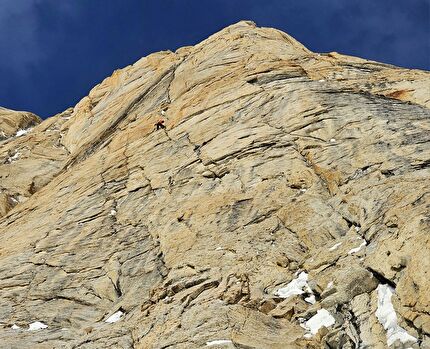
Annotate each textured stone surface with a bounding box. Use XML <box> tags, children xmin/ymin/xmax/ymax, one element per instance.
<box><xmin>0</xmin><ymin>21</ymin><xmax>429</xmax><ymax>348</ymax></box>
<box><xmin>0</xmin><ymin>107</ymin><xmax>41</xmax><ymax>141</ymax></box>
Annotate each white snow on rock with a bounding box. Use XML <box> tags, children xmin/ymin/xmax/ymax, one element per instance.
<box><xmin>6</xmin><ymin>152</ymin><xmax>21</xmax><ymax>163</ymax></box>
<box><xmin>329</xmin><ymin>242</ymin><xmax>342</xmax><ymax>251</ymax></box>
<box><xmin>376</xmin><ymin>284</ymin><xmax>417</xmax><ymax>346</ymax></box>
<box><xmin>28</xmin><ymin>321</ymin><xmax>48</xmax><ymax>331</ymax></box>
<box><xmin>305</xmin><ymin>294</ymin><xmax>316</xmax><ymax>304</ymax></box>
<box><xmin>110</xmin><ymin>209</ymin><xmax>117</xmax><ymax>216</ymax></box>
<box><xmin>105</xmin><ymin>310</ymin><xmax>124</xmax><ymax>323</ymax></box>
<box><xmin>327</xmin><ymin>281</ymin><xmax>334</xmax><ymax>289</ymax></box>
<box><xmin>329</xmin><ymin>138</ymin><xmax>336</xmax><ymax>143</ymax></box>
<box><xmin>275</xmin><ymin>272</ymin><xmax>313</xmax><ymax>299</ymax></box>
<box><xmin>348</xmin><ymin>240</ymin><xmax>366</xmax><ymax>254</ymax></box>
<box><xmin>10</xmin><ymin>152</ymin><xmax>21</xmax><ymax>161</ymax></box>
<box><xmin>206</xmin><ymin>340</ymin><xmax>232</xmax><ymax>346</ymax></box>
<box><xmin>302</xmin><ymin>309</ymin><xmax>336</xmax><ymax>336</ymax></box>
<box><xmin>15</xmin><ymin>128</ymin><xmax>32</xmax><ymax>137</ymax></box>
<box><xmin>11</xmin><ymin>324</ymin><xmax>20</xmax><ymax>330</ymax></box>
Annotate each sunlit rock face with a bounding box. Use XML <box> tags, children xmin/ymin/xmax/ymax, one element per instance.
<box><xmin>0</xmin><ymin>107</ymin><xmax>41</xmax><ymax>141</ymax></box>
<box><xmin>0</xmin><ymin>21</ymin><xmax>429</xmax><ymax>348</ymax></box>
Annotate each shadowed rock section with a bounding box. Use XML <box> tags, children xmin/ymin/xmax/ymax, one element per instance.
<box><xmin>0</xmin><ymin>21</ymin><xmax>429</xmax><ymax>348</ymax></box>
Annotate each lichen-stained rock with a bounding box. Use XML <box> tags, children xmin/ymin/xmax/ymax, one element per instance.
<box><xmin>0</xmin><ymin>21</ymin><xmax>429</xmax><ymax>348</ymax></box>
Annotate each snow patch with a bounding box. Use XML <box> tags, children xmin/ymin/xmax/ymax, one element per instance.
<box><xmin>329</xmin><ymin>138</ymin><xmax>336</xmax><ymax>143</ymax></box>
<box><xmin>302</xmin><ymin>309</ymin><xmax>336</xmax><ymax>336</ymax></box>
<box><xmin>15</xmin><ymin>128</ymin><xmax>32</xmax><ymax>137</ymax></box>
<box><xmin>348</xmin><ymin>240</ymin><xmax>366</xmax><ymax>254</ymax></box>
<box><xmin>376</xmin><ymin>284</ymin><xmax>417</xmax><ymax>346</ymax></box>
<box><xmin>11</xmin><ymin>324</ymin><xmax>20</xmax><ymax>330</ymax></box>
<box><xmin>329</xmin><ymin>242</ymin><xmax>342</xmax><ymax>251</ymax></box>
<box><xmin>110</xmin><ymin>209</ymin><xmax>117</xmax><ymax>216</ymax></box>
<box><xmin>327</xmin><ymin>281</ymin><xmax>334</xmax><ymax>289</ymax></box>
<box><xmin>275</xmin><ymin>272</ymin><xmax>314</xmax><ymax>301</ymax></box>
<box><xmin>10</xmin><ymin>152</ymin><xmax>21</xmax><ymax>161</ymax></box>
<box><xmin>28</xmin><ymin>321</ymin><xmax>48</xmax><ymax>331</ymax></box>
<box><xmin>206</xmin><ymin>340</ymin><xmax>232</xmax><ymax>346</ymax></box>
<box><xmin>6</xmin><ymin>152</ymin><xmax>21</xmax><ymax>163</ymax></box>
<box><xmin>304</xmin><ymin>294</ymin><xmax>316</xmax><ymax>304</ymax></box>
<box><xmin>105</xmin><ymin>310</ymin><xmax>124</xmax><ymax>323</ymax></box>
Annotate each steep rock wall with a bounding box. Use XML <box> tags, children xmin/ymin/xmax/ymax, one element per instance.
<box><xmin>0</xmin><ymin>21</ymin><xmax>429</xmax><ymax>348</ymax></box>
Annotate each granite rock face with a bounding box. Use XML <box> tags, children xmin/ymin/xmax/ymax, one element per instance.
<box><xmin>0</xmin><ymin>107</ymin><xmax>41</xmax><ymax>141</ymax></box>
<box><xmin>0</xmin><ymin>21</ymin><xmax>429</xmax><ymax>348</ymax></box>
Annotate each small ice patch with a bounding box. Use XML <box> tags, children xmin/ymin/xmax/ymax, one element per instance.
<box><xmin>105</xmin><ymin>310</ymin><xmax>124</xmax><ymax>323</ymax></box>
<box><xmin>305</xmin><ymin>294</ymin><xmax>316</xmax><ymax>304</ymax></box>
<box><xmin>300</xmin><ymin>188</ymin><xmax>307</xmax><ymax>193</ymax></box>
<box><xmin>11</xmin><ymin>324</ymin><xmax>20</xmax><ymax>330</ymax></box>
<box><xmin>348</xmin><ymin>240</ymin><xmax>367</xmax><ymax>254</ymax></box>
<box><xmin>327</xmin><ymin>281</ymin><xmax>334</xmax><ymax>289</ymax></box>
<box><xmin>329</xmin><ymin>138</ymin><xmax>336</xmax><ymax>143</ymax></box>
<box><xmin>6</xmin><ymin>152</ymin><xmax>21</xmax><ymax>163</ymax></box>
<box><xmin>206</xmin><ymin>340</ymin><xmax>232</xmax><ymax>346</ymax></box>
<box><xmin>10</xmin><ymin>152</ymin><xmax>21</xmax><ymax>161</ymax></box>
<box><xmin>110</xmin><ymin>209</ymin><xmax>117</xmax><ymax>216</ymax></box>
<box><xmin>15</xmin><ymin>128</ymin><xmax>31</xmax><ymax>137</ymax></box>
<box><xmin>376</xmin><ymin>284</ymin><xmax>417</xmax><ymax>346</ymax></box>
<box><xmin>329</xmin><ymin>242</ymin><xmax>342</xmax><ymax>251</ymax></box>
<box><xmin>354</xmin><ymin>226</ymin><xmax>361</xmax><ymax>232</ymax></box>
<box><xmin>28</xmin><ymin>321</ymin><xmax>48</xmax><ymax>331</ymax></box>
<box><xmin>275</xmin><ymin>272</ymin><xmax>313</xmax><ymax>300</ymax></box>
<box><xmin>302</xmin><ymin>309</ymin><xmax>336</xmax><ymax>336</ymax></box>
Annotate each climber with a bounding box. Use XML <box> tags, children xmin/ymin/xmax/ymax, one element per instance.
<box><xmin>155</xmin><ymin>119</ymin><xmax>166</xmax><ymax>130</ymax></box>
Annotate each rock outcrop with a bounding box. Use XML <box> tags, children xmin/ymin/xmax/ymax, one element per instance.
<box><xmin>0</xmin><ymin>21</ymin><xmax>429</xmax><ymax>348</ymax></box>
<box><xmin>0</xmin><ymin>107</ymin><xmax>41</xmax><ymax>141</ymax></box>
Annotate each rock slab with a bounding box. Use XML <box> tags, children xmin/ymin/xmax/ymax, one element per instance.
<box><xmin>0</xmin><ymin>21</ymin><xmax>429</xmax><ymax>348</ymax></box>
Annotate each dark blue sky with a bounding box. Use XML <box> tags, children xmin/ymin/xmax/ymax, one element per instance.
<box><xmin>1</xmin><ymin>0</ymin><xmax>429</xmax><ymax>118</ymax></box>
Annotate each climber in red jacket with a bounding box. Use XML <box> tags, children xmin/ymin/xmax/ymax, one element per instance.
<box><xmin>155</xmin><ymin>119</ymin><xmax>165</xmax><ymax>130</ymax></box>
